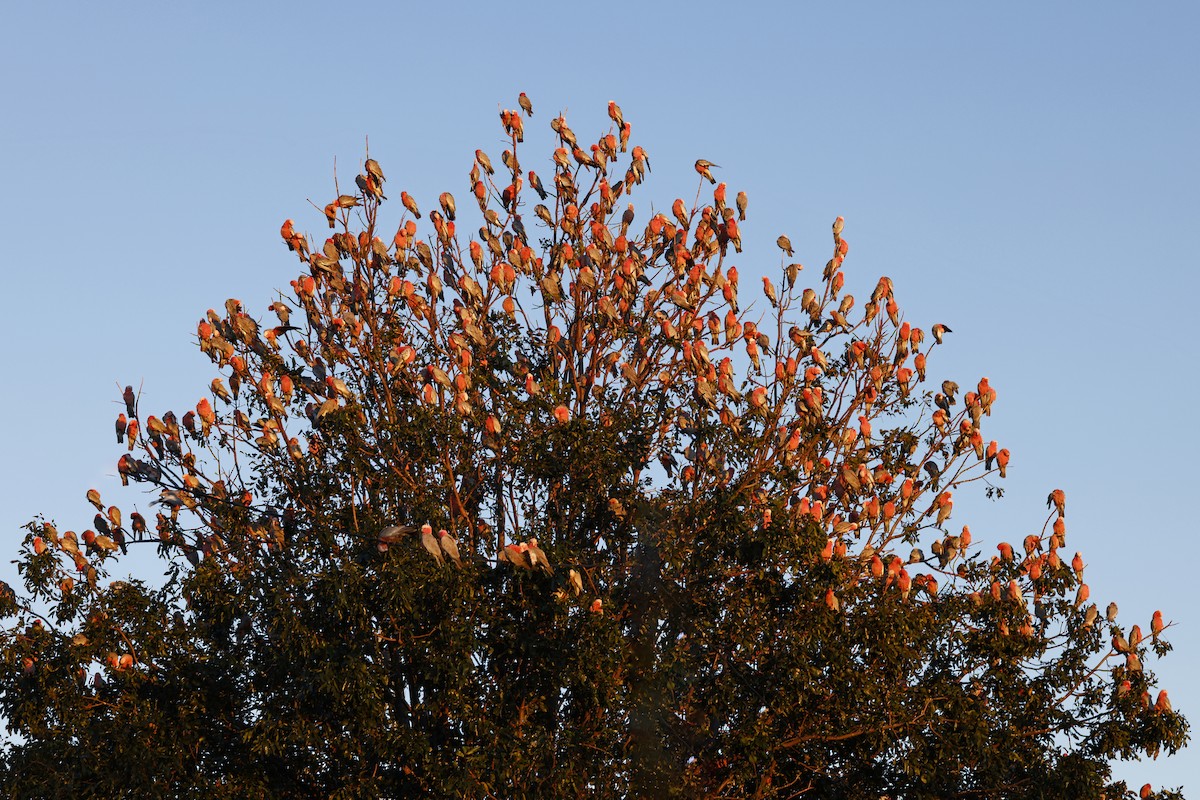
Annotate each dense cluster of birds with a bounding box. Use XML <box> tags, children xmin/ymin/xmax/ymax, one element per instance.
<box><xmin>15</xmin><ymin>94</ymin><xmax>1177</xmax><ymax>748</ymax></box>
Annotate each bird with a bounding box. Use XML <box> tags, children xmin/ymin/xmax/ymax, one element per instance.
<box><xmin>762</xmin><ymin>277</ymin><xmax>777</xmax><ymax>307</ymax></box>
<box><xmin>439</xmin><ymin>192</ymin><xmax>456</xmax><ymax>221</ymax></box>
<box><xmin>420</xmin><ymin>524</ymin><xmax>443</xmax><ymax>565</ymax></box>
<box><xmin>995</xmin><ymin>448</ymin><xmax>1010</xmax><ymax>478</ymax></box>
<box><xmin>526</xmin><ymin>538</ymin><xmax>553</xmax><ymax>574</ymax></box>
<box><xmin>1047</xmin><ymin>489</ymin><xmax>1065</xmax><ymax>518</ymax></box>
<box><xmin>365</xmin><ymin>158</ymin><xmax>385</xmax><ymax>185</ymax></box>
<box><xmin>401</xmin><ymin>191</ymin><xmax>421</xmax><ymax>218</ymax></box>
<box><xmin>931</xmin><ymin>323</ymin><xmax>952</xmax><ymax>344</ymax></box>
<box><xmin>1082</xmin><ymin>604</ymin><xmax>1098</xmax><ymax>629</ymax></box>
<box><xmin>607</xmin><ymin>100</ymin><xmax>624</xmax><ymax>129</ymax></box>
<box><xmin>1151</xmin><ymin>610</ymin><xmax>1164</xmax><ymax>640</ymax></box>
<box><xmin>694</xmin><ymin>159</ymin><xmax>718</xmax><ymax>184</ymax></box>
<box><xmin>776</xmin><ymin>235</ymin><xmax>794</xmax><ymax>256</ymax></box>
<box><xmin>211</xmin><ymin>378</ymin><xmax>231</xmax><ymax>403</ymax></box>
<box><xmin>437</xmin><ymin>529</ymin><xmax>462</xmax><ymax>569</ymax></box>
<box><xmin>86</xmin><ymin>489</ymin><xmax>103</xmax><ymax>511</ymax></box>
<box><xmin>1106</xmin><ymin>602</ymin><xmax>1119</xmax><ymax>622</ymax></box>
<box><xmin>475</xmin><ymin>149</ymin><xmax>495</xmax><ymax>176</ymax></box>
<box><xmin>518</xmin><ymin>92</ymin><xmax>533</xmax><ymax>116</ymax></box>
<box><xmin>123</xmin><ymin>385</ymin><xmax>136</xmax><ymax>417</ymax></box>
<box><xmin>377</xmin><ymin>524</ymin><xmax>416</xmax><ymax>549</ymax></box>
<box><xmin>824</xmin><ymin>588</ymin><xmax>839</xmax><ymax>612</ymax></box>
<box><xmin>528</xmin><ymin>170</ymin><xmax>547</xmax><ymax>200</ymax></box>
<box><xmin>498</xmin><ymin>542</ymin><xmax>532</xmax><ymax>570</ymax></box>
<box><xmin>356</xmin><ymin>173</ymin><xmax>384</xmax><ymax>200</ymax></box>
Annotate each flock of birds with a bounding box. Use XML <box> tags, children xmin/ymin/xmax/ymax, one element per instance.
<box><xmin>17</xmin><ymin>93</ymin><xmax>1177</xmax><ymax>761</ymax></box>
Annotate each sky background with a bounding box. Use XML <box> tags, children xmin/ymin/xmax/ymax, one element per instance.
<box><xmin>2</xmin><ymin>1</ymin><xmax>1196</xmax><ymax>789</ymax></box>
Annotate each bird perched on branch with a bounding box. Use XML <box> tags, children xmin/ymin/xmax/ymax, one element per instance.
<box><xmin>525</xmin><ymin>538</ymin><xmax>553</xmax><ymax>574</ymax></box>
<box><xmin>437</xmin><ymin>529</ymin><xmax>462</xmax><ymax>569</ymax></box>
<box><xmin>419</xmin><ymin>524</ymin><xmax>442</xmax><ymax>565</ymax></box>
<box><xmin>377</xmin><ymin>524</ymin><xmax>416</xmax><ymax>552</ymax></box>
<box><xmin>498</xmin><ymin>542</ymin><xmax>532</xmax><ymax>569</ymax></box>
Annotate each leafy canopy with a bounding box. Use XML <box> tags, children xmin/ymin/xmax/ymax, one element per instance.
<box><xmin>0</xmin><ymin>96</ymin><xmax>1187</xmax><ymax>799</ymax></box>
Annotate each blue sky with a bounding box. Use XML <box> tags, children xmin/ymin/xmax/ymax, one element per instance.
<box><xmin>2</xmin><ymin>1</ymin><xmax>1196</xmax><ymax>789</ymax></box>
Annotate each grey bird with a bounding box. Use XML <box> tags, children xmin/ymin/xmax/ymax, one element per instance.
<box><xmin>526</xmin><ymin>537</ymin><xmax>553</xmax><ymax>575</ymax></box>
<box><xmin>420</xmin><ymin>524</ymin><xmax>443</xmax><ymax>565</ymax></box>
<box><xmin>378</xmin><ymin>524</ymin><xmax>417</xmax><ymax>549</ymax></box>
<box><xmin>438</xmin><ymin>529</ymin><xmax>462</xmax><ymax>569</ymax></box>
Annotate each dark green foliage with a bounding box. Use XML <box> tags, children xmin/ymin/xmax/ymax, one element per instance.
<box><xmin>0</xmin><ymin>99</ymin><xmax>1186</xmax><ymax>799</ymax></box>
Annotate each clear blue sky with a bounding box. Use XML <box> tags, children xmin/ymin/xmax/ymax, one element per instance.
<box><xmin>2</xmin><ymin>1</ymin><xmax>1196</xmax><ymax>789</ymax></box>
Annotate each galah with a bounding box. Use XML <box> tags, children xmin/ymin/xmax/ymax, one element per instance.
<box><xmin>607</xmin><ymin>100</ymin><xmax>624</xmax><ymax>129</ymax></box>
<box><xmin>526</xmin><ymin>538</ymin><xmax>553</xmax><ymax>575</ymax></box>
<box><xmin>377</xmin><ymin>524</ymin><xmax>416</xmax><ymax>548</ymax></box>
<box><xmin>762</xmin><ymin>277</ymin><xmax>777</xmax><ymax>307</ymax></box>
<box><xmin>364</xmin><ymin>158</ymin><xmax>385</xmax><ymax>185</ymax></box>
<box><xmin>437</xmin><ymin>529</ymin><xmax>462</xmax><ymax>569</ymax></box>
<box><xmin>1082</xmin><ymin>604</ymin><xmax>1098</xmax><ymax>629</ymax></box>
<box><xmin>694</xmin><ymin>159</ymin><xmax>718</xmax><ymax>184</ymax></box>
<box><xmin>1151</xmin><ymin>610</ymin><xmax>1164</xmax><ymax>640</ymax></box>
<box><xmin>498</xmin><ymin>542</ymin><xmax>532</xmax><ymax>570</ymax></box>
<box><xmin>123</xmin><ymin>385</ymin><xmax>136</xmax><ymax>417</ymax></box>
<box><xmin>475</xmin><ymin>149</ymin><xmax>495</xmax><ymax>175</ymax></box>
<box><xmin>439</xmin><ymin>192</ymin><xmax>456</xmax><ymax>222</ymax></box>
<box><xmin>1047</xmin><ymin>489</ymin><xmax>1065</xmax><ymax>518</ymax></box>
<box><xmin>824</xmin><ymin>588</ymin><xmax>839</xmax><ymax>612</ymax></box>
<box><xmin>420</xmin><ymin>524</ymin><xmax>443</xmax><ymax>565</ymax></box>
<box><xmin>401</xmin><ymin>191</ymin><xmax>421</xmax><ymax>218</ymax></box>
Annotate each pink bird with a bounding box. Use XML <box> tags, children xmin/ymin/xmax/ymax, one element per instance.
<box><xmin>420</xmin><ymin>523</ymin><xmax>443</xmax><ymax>565</ymax></box>
<box><xmin>526</xmin><ymin>538</ymin><xmax>553</xmax><ymax>575</ymax></box>
<box><xmin>437</xmin><ymin>529</ymin><xmax>462</xmax><ymax>569</ymax></box>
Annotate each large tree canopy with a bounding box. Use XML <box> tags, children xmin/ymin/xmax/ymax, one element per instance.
<box><xmin>1</xmin><ymin>97</ymin><xmax>1187</xmax><ymax>799</ymax></box>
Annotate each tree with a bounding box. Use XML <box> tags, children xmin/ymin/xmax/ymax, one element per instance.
<box><xmin>0</xmin><ymin>96</ymin><xmax>1187</xmax><ymax>799</ymax></box>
